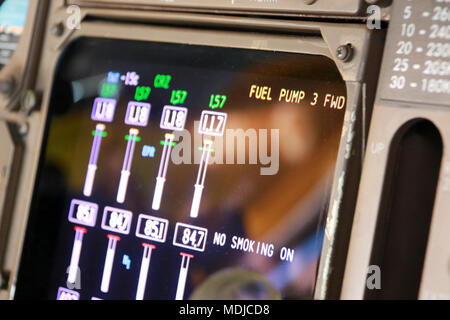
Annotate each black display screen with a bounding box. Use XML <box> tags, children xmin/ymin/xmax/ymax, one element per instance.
<box><xmin>15</xmin><ymin>38</ymin><xmax>346</xmax><ymax>300</ymax></box>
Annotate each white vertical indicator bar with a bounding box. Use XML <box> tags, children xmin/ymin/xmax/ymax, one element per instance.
<box><xmin>190</xmin><ymin>139</ymin><xmax>213</xmax><ymax>218</ymax></box>
<box><xmin>83</xmin><ymin>124</ymin><xmax>106</xmax><ymax>196</ymax></box>
<box><xmin>67</xmin><ymin>226</ymin><xmax>87</xmax><ymax>284</ymax></box>
<box><xmin>117</xmin><ymin>128</ymin><xmax>139</xmax><ymax>203</ymax></box>
<box><xmin>152</xmin><ymin>133</ymin><xmax>175</xmax><ymax>210</ymax></box>
<box><xmin>101</xmin><ymin>234</ymin><xmax>120</xmax><ymax>293</ymax></box>
<box><xmin>175</xmin><ymin>252</ymin><xmax>194</xmax><ymax>300</ymax></box>
<box><xmin>135</xmin><ymin>243</ymin><xmax>156</xmax><ymax>300</ymax></box>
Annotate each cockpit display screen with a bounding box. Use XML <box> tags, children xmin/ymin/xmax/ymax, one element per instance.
<box><xmin>15</xmin><ymin>38</ymin><xmax>346</xmax><ymax>300</ymax></box>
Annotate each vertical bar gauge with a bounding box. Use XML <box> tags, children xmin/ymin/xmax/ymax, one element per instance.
<box><xmin>101</xmin><ymin>234</ymin><xmax>120</xmax><ymax>293</ymax></box>
<box><xmin>190</xmin><ymin>139</ymin><xmax>213</xmax><ymax>218</ymax></box>
<box><xmin>175</xmin><ymin>252</ymin><xmax>194</xmax><ymax>300</ymax></box>
<box><xmin>117</xmin><ymin>128</ymin><xmax>139</xmax><ymax>203</ymax></box>
<box><xmin>152</xmin><ymin>106</ymin><xmax>188</xmax><ymax>210</ymax></box>
<box><xmin>67</xmin><ymin>226</ymin><xmax>87</xmax><ymax>285</ymax></box>
<box><xmin>135</xmin><ymin>243</ymin><xmax>156</xmax><ymax>300</ymax></box>
<box><xmin>84</xmin><ymin>124</ymin><xmax>106</xmax><ymax>197</ymax></box>
<box><xmin>152</xmin><ymin>133</ymin><xmax>174</xmax><ymax>210</ymax></box>
<box><xmin>189</xmin><ymin>110</ymin><xmax>227</xmax><ymax>218</ymax></box>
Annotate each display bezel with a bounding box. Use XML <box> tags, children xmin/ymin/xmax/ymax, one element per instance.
<box><xmin>0</xmin><ymin>6</ymin><xmax>379</xmax><ymax>300</ymax></box>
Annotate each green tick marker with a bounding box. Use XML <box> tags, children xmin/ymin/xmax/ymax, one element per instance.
<box><xmin>92</xmin><ymin>130</ymin><xmax>108</xmax><ymax>137</ymax></box>
<box><xmin>160</xmin><ymin>140</ymin><xmax>177</xmax><ymax>147</ymax></box>
<box><xmin>125</xmin><ymin>135</ymin><xmax>142</xmax><ymax>142</ymax></box>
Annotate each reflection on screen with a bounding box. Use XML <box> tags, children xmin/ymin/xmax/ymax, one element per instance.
<box><xmin>16</xmin><ymin>38</ymin><xmax>346</xmax><ymax>300</ymax></box>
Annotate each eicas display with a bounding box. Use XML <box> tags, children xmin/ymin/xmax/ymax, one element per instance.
<box><xmin>15</xmin><ymin>38</ymin><xmax>347</xmax><ymax>300</ymax></box>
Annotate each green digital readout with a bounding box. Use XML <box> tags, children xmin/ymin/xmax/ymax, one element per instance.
<box><xmin>100</xmin><ymin>83</ymin><xmax>117</xmax><ymax>98</ymax></box>
<box><xmin>154</xmin><ymin>74</ymin><xmax>171</xmax><ymax>89</ymax></box>
<box><xmin>170</xmin><ymin>90</ymin><xmax>188</xmax><ymax>105</ymax></box>
<box><xmin>135</xmin><ymin>86</ymin><xmax>151</xmax><ymax>101</ymax></box>
<box><xmin>209</xmin><ymin>94</ymin><xmax>227</xmax><ymax>109</ymax></box>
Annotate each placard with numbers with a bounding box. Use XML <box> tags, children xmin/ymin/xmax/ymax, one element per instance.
<box><xmin>380</xmin><ymin>0</ymin><xmax>450</xmax><ymax>106</ymax></box>
<box><xmin>172</xmin><ymin>223</ymin><xmax>208</xmax><ymax>252</ymax></box>
<box><xmin>135</xmin><ymin>214</ymin><xmax>169</xmax><ymax>243</ymax></box>
<box><xmin>160</xmin><ymin>106</ymin><xmax>188</xmax><ymax>131</ymax></box>
<box><xmin>101</xmin><ymin>206</ymin><xmax>133</xmax><ymax>235</ymax></box>
<box><xmin>68</xmin><ymin>199</ymin><xmax>98</xmax><ymax>227</ymax></box>
<box><xmin>198</xmin><ymin>110</ymin><xmax>227</xmax><ymax>136</ymax></box>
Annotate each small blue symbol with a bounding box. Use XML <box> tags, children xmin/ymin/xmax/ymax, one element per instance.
<box><xmin>122</xmin><ymin>254</ymin><xmax>131</xmax><ymax>270</ymax></box>
<box><xmin>142</xmin><ymin>145</ymin><xmax>156</xmax><ymax>158</ymax></box>
<box><xmin>107</xmin><ymin>72</ymin><xmax>120</xmax><ymax>84</ymax></box>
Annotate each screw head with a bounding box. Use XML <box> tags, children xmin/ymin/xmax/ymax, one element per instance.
<box><xmin>17</xmin><ymin>122</ymin><xmax>29</xmax><ymax>136</ymax></box>
<box><xmin>0</xmin><ymin>79</ymin><xmax>14</xmax><ymax>95</ymax></box>
<box><xmin>50</xmin><ymin>22</ymin><xmax>64</xmax><ymax>37</ymax></box>
<box><xmin>20</xmin><ymin>90</ymin><xmax>38</xmax><ymax>114</ymax></box>
<box><xmin>336</xmin><ymin>44</ymin><xmax>353</xmax><ymax>62</ymax></box>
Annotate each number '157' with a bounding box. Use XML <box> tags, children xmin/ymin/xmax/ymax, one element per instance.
<box><xmin>170</xmin><ymin>90</ymin><xmax>188</xmax><ymax>105</ymax></box>
<box><xmin>209</xmin><ymin>94</ymin><xmax>227</xmax><ymax>109</ymax></box>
